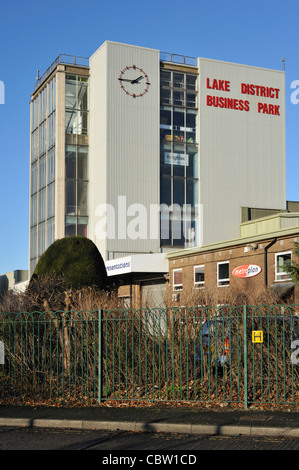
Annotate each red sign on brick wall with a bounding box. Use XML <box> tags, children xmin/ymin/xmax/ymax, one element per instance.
<box><xmin>232</xmin><ymin>265</ymin><xmax>262</xmax><ymax>278</ymax></box>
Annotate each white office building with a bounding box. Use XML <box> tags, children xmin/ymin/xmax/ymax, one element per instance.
<box><xmin>29</xmin><ymin>41</ymin><xmax>286</xmax><ymax>275</ymax></box>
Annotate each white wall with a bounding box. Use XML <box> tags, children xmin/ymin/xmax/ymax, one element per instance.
<box><xmin>198</xmin><ymin>58</ymin><xmax>286</xmax><ymax>245</ymax></box>
<box><xmin>89</xmin><ymin>43</ymin><xmax>108</xmax><ymax>257</ymax></box>
<box><xmin>89</xmin><ymin>42</ymin><xmax>160</xmax><ymax>260</ymax></box>
<box><xmin>89</xmin><ymin>45</ymin><xmax>287</xmax><ymax>258</ymax></box>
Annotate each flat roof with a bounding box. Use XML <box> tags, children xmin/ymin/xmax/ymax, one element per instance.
<box><xmin>166</xmin><ymin>225</ymin><xmax>299</xmax><ymax>259</ymax></box>
<box><xmin>33</xmin><ymin>54</ymin><xmax>89</xmax><ymax>93</ymax></box>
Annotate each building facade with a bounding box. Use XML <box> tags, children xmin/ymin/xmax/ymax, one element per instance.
<box><xmin>0</xmin><ymin>270</ymin><xmax>29</xmax><ymax>294</ymax></box>
<box><xmin>166</xmin><ymin>213</ymin><xmax>299</xmax><ymax>306</ymax></box>
<box><xmin>29</xmin><ymin>41</ymin><xmax>286</xmax><ymax>278</ymax></box>
<box><xmin>30</xmin><ymin>56</ymin><xmax>89</xmax><ymax>273</ymax></box>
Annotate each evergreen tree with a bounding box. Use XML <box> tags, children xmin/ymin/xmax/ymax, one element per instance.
<box><xmin>286</xmin><ymin>242</ymin><xmax>299</xmax><ymax>283</ymax></box>
<box><xmin>33</xmin><ymin>236</ymin><xmax>108</xmax><ymax>290</ymax></box>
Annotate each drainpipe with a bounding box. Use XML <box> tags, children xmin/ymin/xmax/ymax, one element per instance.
<box><xmin>264</xmin><ymin>238</ymin><xmax>277</xmax><ymax>287</ymax></box>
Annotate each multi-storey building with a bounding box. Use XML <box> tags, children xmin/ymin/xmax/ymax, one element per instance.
<box><xmin>29</xmin><ymin>41</ymin><xmax>286</xmax><ymax>278</ymax></box>
<box><xmin>30</xmin><ymin>55</ymin><xmax>89</xmax><ymax>273</ymax></box>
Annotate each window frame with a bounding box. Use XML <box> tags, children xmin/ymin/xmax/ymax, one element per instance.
<box><xmin>160</xmin><ymin>70</ymin><xmax>198</xmax><ymax>249</ymax></box>
<box><xmin>173</xmin><ymin>268</ymin><xmax>183</xmax><ymax>291</ymax></box>
<box><xmin>275</xmin><ymin>251</ymin><xmax>292</xmax><ymax>282</ymax></box>
<box><xmin>194</xmin><ymin>265</ymin><xmax>205</xmax><ymax>288</ymax></box>
<box><xmin>217</xmin><ymin>261</ymin><xmax>230</xmax><ymax>287</ymax></box>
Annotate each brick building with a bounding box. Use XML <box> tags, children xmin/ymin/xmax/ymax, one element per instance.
<box><xmin>166</xmin><ymin>213</ymin><xmax>299</xmax><ymax>306</ymax></box>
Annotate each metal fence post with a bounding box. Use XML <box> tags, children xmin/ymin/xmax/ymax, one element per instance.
<box><xmin>243</xmin><ymin>305</ymin><xmax>248</xmax><ymax>409</ymax></box>
<box><xmin>98</xmin><ymin>309</ymin><xmax>103</xmax><ymax>404</ymax></box>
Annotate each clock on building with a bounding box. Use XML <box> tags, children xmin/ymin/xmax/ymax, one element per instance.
<box><xmin>118</xmin><ymin>65</ymin><xmax>150</xmax><ymax>98</ymax></box>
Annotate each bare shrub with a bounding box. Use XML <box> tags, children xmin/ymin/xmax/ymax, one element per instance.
<box><xmin>0</xmin><ymin>274</ymin><xmax>123</xmax><ymax>315</ymax></box>
<box><xmin>0</xmin><ymin>274</ymin><xmax>68</xmax><ymax>313</ymax></box>
<box><xmin>1</xmin><ymin>275</ymin><xmax>299</xmax><ymax>405</ymax></box>
<box><xmin>174</xmin><ymin>283</ymin><xmax>279</xmax><ymax>309</ymax></box>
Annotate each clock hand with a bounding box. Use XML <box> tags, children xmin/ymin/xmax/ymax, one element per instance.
<box><xmin>119</xmin><ymin>76</ymin><xmax>145</xmax><ymax>84</ymax></box>
<box><xmin>118</xmin><ymin>78</ymin><xmax>135</xmax><ymax>82</ymax></box>
<box><xmin>131</xmin><ymin>76</ymin><xmax>144</xmax><ymax>84</ymax></box>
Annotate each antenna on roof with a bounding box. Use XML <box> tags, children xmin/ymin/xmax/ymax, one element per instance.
<box><xmin>36</xmin><ymin>70</ymin><xmax>40</xmax><ymax>81</ymax></box>
<box><xmin>282</xmin><ymin>58</ymin><xmax>285</xmax><ymax>71</ymax></box>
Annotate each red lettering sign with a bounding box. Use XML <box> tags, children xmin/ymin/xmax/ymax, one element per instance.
<box><xmin>206</xmin><ymin>78</ymin><xmax>280</xmax><ymax>116</ymax></box>
<box><xmin>258</xmin><ymin>102</ymin><xmax>280</xmax><ymax>115</ymax></box>
<box><xmin>241</xmin><ymin>83</ymin><xmax>279</xmax><ymax>99</ymax></box>
<box><xmin>207</xmin><ymin>78</ymin><xmax>230</xmax><ymax>92</ymax></box>
<box><xmin>206</xmin><ymin>95</ymin><xmax>249</xmax><ymax>112</ymax></box>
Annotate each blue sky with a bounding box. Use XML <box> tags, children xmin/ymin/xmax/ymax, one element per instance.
<box><xmin>0</xmin><ymin>0</ymin><xmax>298</xmax><ymax>275</ymax></box>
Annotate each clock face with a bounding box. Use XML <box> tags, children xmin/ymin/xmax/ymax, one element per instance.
<box><xmin>118</xmin><ymin>65</ymin><xmax>150</xmax><ymax>98</ymax></box>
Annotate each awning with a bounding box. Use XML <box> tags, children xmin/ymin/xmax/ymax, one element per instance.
<box><xmin>105</xmin><ymin>253</ymin><xmax>168</xmax><ymax>277</ymax></box>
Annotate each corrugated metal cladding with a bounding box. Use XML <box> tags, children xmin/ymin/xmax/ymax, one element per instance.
<box><xmin>198</xmin><ymin>58</ymin><xmax>286</xmax><ymax>246</ymax></box>
<box><xmin>89</xmin><ymin>41</ymin><xmax>160</xmax><ymax>258</ymax></box>
<box><xmin>89</xmin><ymin>42</ymin><xmax>286</xmax><ymax>261</ymax></box>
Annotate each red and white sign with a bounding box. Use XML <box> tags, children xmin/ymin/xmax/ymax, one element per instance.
<box><xmin>232</xmin><ymin>265</ymin><xmax>262</xmax><ymax>278</ymax></box>
<box><xmin>205</xmin><ymin>76</ymin><xmax>281</xmax><ymax>115</ymax></box>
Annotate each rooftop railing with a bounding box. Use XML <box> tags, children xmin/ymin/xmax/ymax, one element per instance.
<box><xmin>34</xmin><ymin>51</ymin><xmax>197</xmax><ymax>92</ymax></box>
<box><xmin>160</xmin><ymin>52</ymin><xmax>197</xmax><ymax>67</ymax></box>
<box><xmin>34</xmin><ymin>54</ymin><xmax>89</xmax><ymax>91</ymax></box>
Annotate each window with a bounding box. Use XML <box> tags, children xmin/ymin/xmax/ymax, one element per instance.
<box><xmin>38</xmin><ymin>188</ymin><xmax>46</xmax><ymax>223</ymax></box>
<box><xmin>194</xmin><ymin>265</ymin><xmax>205</xmax><ymax>287</ymax></box>
<box><xmin>218</xmin><ymin>261</ymin><xmax>229</xmax><ymax>286</ymax></box>
<box><xmin>65</xmin><ymin>216</ymin><xmax>88</xmax><ymax>237</ymax></box>
<box><xmin>173</xmin><ymin>73</ymin><xmax>184</xmax><ymax>89</ymax></box>
<box><xmin>160</xmin><ymin>107</ymin><xmax>171</xmax><ymax>141</ymax></box>
<box><xmin>47</xmin><ymin>182</ymin><xmax>55</xmax><ymax>219</ymax></box>
<box><xmin>186</xmin><ymin>92</ymin><xmax>197</xmax><ymax>108</ymax></box>
<box><xmin>186</xmin><ymin>110</ymin><xmax>196</xmax><ymax>143</ymax></box>
<box><xmin>173</xmin><ymin>269</ymin><xmax>183</xmax><ymax>291</ymax></box>
<box><xmin>65</xmin><ymin>109</ymin><xmax>88</xmax><ymax>135</ymax></box>
<box><xmin>161</xmin><ymin>88</ymin><xmax>171</xmax><ymax>105</ymax></box>
<box><xmin>66</xmin><ymin>180</ymin><xmax>76</xmax><ymax>215</ymax></box>
<box><xmin>160</xmin><ymin>69</ymin><xmax>198</xmax><ymax>248</ymax></box>
<box><xmin>65</xmin><ymin>75</ymin><xmax>88</xmax><ymax>135</ymax></box>
<box><xmin>30</xmin><ymin>76</ymin><xmax>57</xmax><ymax>273</ymax></box>
<box><xmin>186</xmin><ymin>75</ymin><xmax>196</xmax><ymax>91</ymax></box>
<box><xmin>173</xmin><ymin>90</ymin><xmax>184</xmax><ymax>106</ymax></box>
<box><xmin>64</xmin><ymin>75</ymin><xmax>89</xmax><ymax>239</ymax></box>
<box><xmin>160</xmin><ymin>70</ymin><xmax>171</xmax><ymax>87</ymax></box>
<box><xmin>47</xmin><ymin>218</ymin><xmax>55</xmax><ymax>247</ymax></box>
<box><xmin>275</xmin><ymin>252</ymin><xmax>292</xmax><ymax>281</ymax></box>
<box><xmin>65</xmin><ymin>142</ymin><xmax>88</xmax><ymax>234</ymax></box>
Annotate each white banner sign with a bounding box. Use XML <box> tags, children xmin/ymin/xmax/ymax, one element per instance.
<box><xmin>165</xmin><ymin>152</ymin><xmax>189</xmax><ymax>166</ymax></box>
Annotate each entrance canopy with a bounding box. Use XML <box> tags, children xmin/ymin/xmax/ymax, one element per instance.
<box><xmin>105</xmin><ymin>253</ymin><xmax>168</xmax><ymax>277</ymax></box>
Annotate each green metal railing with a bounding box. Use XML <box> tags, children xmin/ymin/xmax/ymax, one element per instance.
<box><xmin>1</xmin><ymin>305</ymin><xmax>299</xmax><ymax>407</ymax></box>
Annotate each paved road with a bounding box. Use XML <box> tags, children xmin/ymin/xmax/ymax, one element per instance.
<box><xmin>1</xmin><ymin>426</ymin><xmax>299</xmax><ymax>451</ymax></box>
